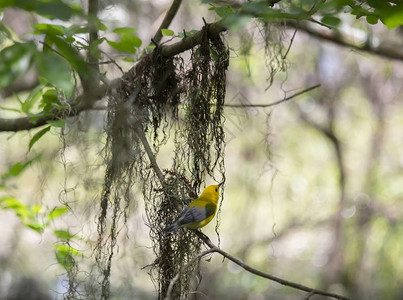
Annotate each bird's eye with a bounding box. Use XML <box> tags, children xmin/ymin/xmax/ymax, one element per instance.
<box><xmin>215</xmin><ymin>188</ymin><xmax>218</xmax><ymax>192</ymax></box>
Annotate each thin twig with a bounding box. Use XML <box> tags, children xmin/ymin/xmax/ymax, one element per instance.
<box><xmin>193</xmin><ymin>231</ymin><xmax>350</xmax><ymax>300</ymax></box>
<box><xmin>114</xmin><ymin>87</ymin><xmax>166</xmax><ymax>186</ymax></box>
<box><xmin>88</xmin><ymin>0</ymin><xmax>99</xmax><ymax>69</ymax></box>
<box><xmin>224</xmin><ymin>84</ymin><xmax>320</xmax><ymax>108</ymax></box>
<box><xmin>134</xmin><ymin>126</ymin><xmax>166</xmax><ymax>186</ymax></box>
<box><xmin>40</xmin><ymin>41</ymin><xmax>66</xmax><ymax>59</ymax></box>
<box><xmin>282</xmin><ymin>24</ymin><xmax>298</xmax><ymax>59</ymax></box>
<box><xmin>151</xmin><ymin>0</ymin><xmax>183</xmax><ymax>45</ymax></box>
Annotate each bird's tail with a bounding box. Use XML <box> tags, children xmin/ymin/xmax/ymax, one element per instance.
<box><xmin>164</xmin><ymin>222</ymin><xmax>179</xmax><ymax>232</ymax></box>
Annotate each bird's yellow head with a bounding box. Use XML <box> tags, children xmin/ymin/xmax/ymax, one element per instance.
<box><xmin>200</xmin><ymin>185</ymin><xmax>220</xmax><ymax>204</ymax></box>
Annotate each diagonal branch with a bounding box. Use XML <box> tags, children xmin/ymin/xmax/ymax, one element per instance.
<box><xmin>188</xmin><ymin>231</ymin><xmax>351</xmax><ymax>300</ymax></box>
<box><xmin>286</xmin><ymin>20</ymin><xmax>403</xmax><ymax>61</ymax></box>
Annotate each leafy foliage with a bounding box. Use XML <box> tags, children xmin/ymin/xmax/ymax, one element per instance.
<box><xmin>0</xmin><ymin>196</ymin><xmax>69</xmax><ymax>233</ymax></box>
<box><xmin>0</xmin><ymin>42</ymin><xmax>36</xmax><ymax>90</ymax></box>
<box><xmin>1</xmin><ymin>157</ymin><xmax>39</xmax><ymax>185</ymax></box>
<box><xmin>161</xmin><ymin>28</ymin><xmax>175</xmax><ymax>36</ymax></box>
<box><xmin>209</xmin><ymin>0</ymin><xmax>403</xmax><ymax>29</ymax></box>
<box><xmin>53</xmin><ymin>244</ymin><xmax>83</xmax><ymax>271</ymax></box>
<box><xmin>35</xmin><ymin>52</ymin><xmax>73</xmax><ymax>94</ymax></box>
<box><xmin>0</xmin><ymin>0</ymin><xmax>82</xmax><ymax>21</ymax></box>
<box><xmin>106</xmin><ymin>27</ymin><xmax>142</xmax><ymax>53</ymax></box>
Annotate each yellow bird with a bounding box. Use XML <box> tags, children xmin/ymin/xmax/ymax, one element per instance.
<box><xmin>164</xmin><ymin>184</ymin><xmax>222</xmax><ymax>232</ymax></box>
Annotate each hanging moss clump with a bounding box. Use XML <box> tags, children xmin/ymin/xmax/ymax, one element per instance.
<box><xmin>94</xmin><ymin>25</ymin><xmax>228</xmax><ymax>300</ymax></box>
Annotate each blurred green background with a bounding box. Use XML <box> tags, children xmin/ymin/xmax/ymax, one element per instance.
<box><xmin>1</xmin><ymin>0</ymin><xmax>403</xmax><ymax>299</ymax></box>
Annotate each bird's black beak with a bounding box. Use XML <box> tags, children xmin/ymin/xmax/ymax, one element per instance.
<box><xmin>218</xmin><ymin>182</ymin><xmax>224</xmax><ymax>187</ymax></box>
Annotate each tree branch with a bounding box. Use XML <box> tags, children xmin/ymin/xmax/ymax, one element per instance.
<box><xmin>287</xmin><ymin>21</ymin><xmax>403</xmax><ymax>61</ymax></box>
<box><xmin>0</xmin><ymin>85</ymin><xmax>108</xmax><ymax>132</ymax></box>
<box><xmin>224</xmin><ymin>84</ymin><xmax>320</xmax><ymax>108</ymax></box>
<box><xmin>161</xmin><ymin>22</ymin><xmax>226</xmax><ymax>57</ymax></box>
<box><xmin>134</xmin><ymin>126</ymin><xmax>166</xmax><ymax>186</ymax></box>
<box><xmin>152</xmin><ymin>0</ymin><xmax>183</xmax><ymax>45</ymax></box>
<box><xmin>0</xmin><ymin>21</ymin><xmax>226</xmax><ymax>133</ymax></box>
<box><xmin>167</xmin><ymin>231</ymin><xmax>350</xmax><ymax>300</ymax></box>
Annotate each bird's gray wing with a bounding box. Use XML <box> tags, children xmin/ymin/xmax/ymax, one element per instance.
<box><xmin>177</xmin><ymin>203</ymin><xmax>215</xmax><ymax>225</ymax></box>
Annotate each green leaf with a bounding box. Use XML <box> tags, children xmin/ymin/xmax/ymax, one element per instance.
<box><xmin>21</xmin><ymin>84</ymin><xmax>45</xmax><ymax>114</ymax></box>
<box><xmin>350</xmin><ymin>7</ymin><xmax>371</xmax><ymax>19</ymax></box>
<box><xmin>379</xmin><ymin>4</ymin><xmax>403</xmax><ymax>29</ymax></box>
<box><xmin>40</xmin><ymin>89</ymin><xmax>61</xmax><ymax>111</ymax></box>
<box><xmin>107</xmin><ymin>27</ymin><xmax>142</xmax><ymax>53</ymax></box>
<box><xmin>320</xmin><ymin>15</ymin><xmax>341</xmax><ymax>27</ymax></box>
<box><xmin>113</xmin><ymin>27</ymin><xmax>136</xmax><ymax>34</ymax></box>
<box><xmin>0</xmin><ymin>197</ymin><xmax>30</xmax><ymax>222</ymax></box>
<box><xmin>47</xmin><ymin>206</ymin><xmax>69</xmax><ymax>221</ymax></box>
<box><xmin>27</xmin><ymin>222</ymin><xmax>45</xmax><ymax>233</ymax></box>
<box><xmin>37</xmin><ymin>1</ymin><xmax>81</xmax><ymax>20</ymax></box>
<box><xmin>35</xmin><ymin>52</ymin><xmax>73</xmax><ymax>95</ymax></box>
<box><xmin>32</xmin><ymin>205</ymin><xmax>42</xmax><ymax>214</ymax></box>
<box><xmin>161</xmin><ymin>28</ymin><xmax>174</xmax><ymax>36</ymax></box>
<box><xmin>1</xmin><ymin>155</ymin><xmax>40</xmax><ymax>185</ymax></box>
<box><xmin>46</xmin><ymin>35</ymin><xmax>89</xmax><ymax>77</ymax></box>
<box><xmin>0</xmin><ymin>196</ymin><xmax>46</xmax><ymax>233</ymax></box>
<box><xmin>215</xmin><ymin>5</ymin><xmax>234</xmax><ymax>18</ymax></box>
<box><xmin>53</xmin><ymin>244</ymin><xmax>82</xmax><ymax>271</ymax></box>
<box><xmin>63</xmin><ymin>24</ymin><xmax>87</xmax><ymax>37</ymax></box>
<box><xmin>366</xmin><ymin>15</ymin><xmax>378</xmax><ymax>25</ymax></box>
<box><xmin>47</xmin><ymin>119</ymin><xmax>65</xmax><ymax>128</ymax></box>
<box><xmin>8</xmin><ymin>163</ymin><xmax>29</xmax><ymax>177</ymax></box>
<box><xmin>95</xmin><ymin>20</ymin><xmax>107</xmax><ymax>31</ymax></box>
<box><xmin>2</xmin><ymin>158</ymin><xmax>36</xmax><ymax>181</ymax></box>
<box><xmin>123</xmin><ymin>57</ymin><xmax>135</xmax><ymax>62</ymax></box>
<box><xmin>0</xmin><ymin>42</ymin><xmax>36</xmax><ymax>89</ymax></box>
<box><xmin>107</xmin><ymin>40</ymin><xmax>137</xmax><ymax>53</ymax></box>
<box><xmin>121</xmin><ymin>33</ymin><xmax>142</xmax><ymax>47</ymax></box>
<box><xmin>0</xmin><ymin>196</ymin><xmax>24</xmax><ymax>210</ymax></box>
<box><xmin>0</xmin><ymin>23</ymin><xmax>13</xmax><ymax>44</ymax></box>
<box><xmin>55</xmin><ymin>249</ymin><xmax>75</xmax><ymax>270</ymax></box>
<box><xmin>29</xmin><ymin>126</ymin><xmax>51</xmax><ymax>151</ymax></box>
<box><xmin>146</xmin><ymin>44</ymin><xmax>156</xmax><ymax>50</ymax></box>
<box><xmin>54</xmin><ymin>229</ymin><xmax>75</xmax><ymax>240</ymax></box>
<box><xmin>367</xmin><ymin>0</ymin><xmax>391</xmax><ymax>10</ymax></box>
<box><xmin>31</xmin><ymin>23</ymin><xmax>65</xmax><ymax>36</ymax></box>
<box><xmin>53</xmin><ymin>244</ymin><xmax>82</xmax><ymax>256</ymax></box>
